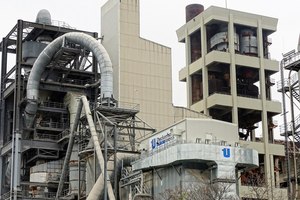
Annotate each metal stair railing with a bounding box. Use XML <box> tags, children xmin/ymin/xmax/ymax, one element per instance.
<box><xmin>292</xmin><ymin>88</ymin><xmax>300</xmax><ymax>102</ymax></box>
<box><xmin>280</xmin><ymin>122</ymin><xmax>300</xmax><ymax>144</ymax></box>
<box><xmin>294</xmin><ymin>114</ymin><xmax>300</xmax><ymax>130</ymax></box>
<box><xmin>277</xmin><ymin>73</ymin><xmax>298</xmax><ymax>92</ymax></box>
<box><xmin>282</xmin><ymin>51</ymin><xmax>300</xmax><ymax>68</ymax></box>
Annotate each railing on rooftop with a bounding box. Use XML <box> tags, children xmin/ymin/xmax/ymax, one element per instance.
<box><xmin>39</xmin><ymin>101</ymin><xmax>66</xmax><ymax>109</ymax></box>
<box><xmin>139</xmin><ymin>138</ymin><xmax>240</xmax><ymax>160</ymax></box>
<box><xmin>51</xmin><ymin>20</ymin><xmax>75</xmax><ymax>29</ymax></box>
<box><xmin>277</xmin><ymin>73</ymin><xmax>298</xmax><ymax>91</ymax></box>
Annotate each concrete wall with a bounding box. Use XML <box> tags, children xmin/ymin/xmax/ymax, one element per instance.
<box><xmin>138</xmin><ymin>118</ymin><xmax>239</xmax><ymax>151</ymax></box>
<box><xmin>102</xmin><ymin>0</ymin><xmax>175</xmax><ymax>131</ymax></box>
<box><xmin>185</xmin><ymin>118</ymin><xmax>239</xmax><ymax>144</ymax></box>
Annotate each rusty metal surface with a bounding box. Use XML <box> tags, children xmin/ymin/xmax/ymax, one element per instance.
<box><xmin>185</xmin><ymin>4</ymin><xmax>204</xmax><ymax>22</ymax></box>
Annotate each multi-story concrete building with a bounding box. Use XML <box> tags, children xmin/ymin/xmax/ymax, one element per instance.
<box><xmin>176</xmin><ymin>4</ymin><xmax>287</xmax><ymax>198</ymax></box>
<box><xmin>100</xmin><ymin>0</ymin><xmax>205</xmax><ymax>132</ymax></box>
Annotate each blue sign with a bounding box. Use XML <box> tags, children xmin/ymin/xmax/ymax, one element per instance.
<box><xmin>149</xmin><ymin>132</ymin><xmax>175</xmax><ymax>150</ymax></box>
<box><xmin>222</xmin><ymin>148</ymin><xmax>231</xmax><ymax>158</ymax></box>
<box><xmin>151</xmin><ymin>138</ymin><xmax>157</xmax><ymax>149</ymax></box>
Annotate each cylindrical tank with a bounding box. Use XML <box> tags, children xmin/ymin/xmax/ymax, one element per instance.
<box><xmin>186</xmin><ymin>4</ymin><xmax>204</xmax><ymax>22</ymax></box>
<box><xmin>240</xmin><ymin>29</ymin><xmax>258</xmax><ymax>55</ymax></box>
<box><xmin>210</xmin><ymin>25</ymin><xmax>228</xmax><ymax>51</ymax></box>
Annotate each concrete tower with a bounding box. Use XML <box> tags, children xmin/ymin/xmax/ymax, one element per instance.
<box><xmin>177</xmin><ymin>5</ymin><xmax>286</xmax><ymax>198</ymax></box>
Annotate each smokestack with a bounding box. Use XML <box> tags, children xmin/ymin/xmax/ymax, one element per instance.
<box><xmin>185</xmin><ymin>4</ymin><xmax>204</xmax><ymax>22</ymax></box>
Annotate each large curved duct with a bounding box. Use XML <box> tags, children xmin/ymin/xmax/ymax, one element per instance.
<box><xmin>24</xmin><ymin>32</ymin><xmax>114</xmax><ymax>128</ymax></box>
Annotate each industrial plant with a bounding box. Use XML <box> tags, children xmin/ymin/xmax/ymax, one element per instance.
<box><xmin>0</xmin><ymin>0</ymin><xmax>299</xmax><ymax>199</ymax></box>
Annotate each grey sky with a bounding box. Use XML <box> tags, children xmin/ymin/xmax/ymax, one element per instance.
<box><xmin>1</xmin><ymin>0</ymin><xmax>300</xmax><ymax>137</ymax></box>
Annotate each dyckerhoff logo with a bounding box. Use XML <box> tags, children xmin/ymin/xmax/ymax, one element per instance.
<box><xmin>150</xmin><ymin>132</ymin><xmax>175</xmax><ymax>150</ymax></box>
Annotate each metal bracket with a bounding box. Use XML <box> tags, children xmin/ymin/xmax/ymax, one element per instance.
<box><xmin>171</xmin><ymin>164</ymin><xmax>181</xmax><ymax>176</ymax></box>
<box><xmin>153</xmin><ymin>167</ymin><xmax>162</xmax><ymax>180</ymax></box>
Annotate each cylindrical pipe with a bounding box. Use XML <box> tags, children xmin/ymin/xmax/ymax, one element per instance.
<box><xmin>56</xmin><ymin>99</ymin><xmax>83</xmax><ymax>199</ymax></box>
<box><xmin>288</xmin><ymin>71</ymin><xmax>298</xmax><ymax>199</ymax></box>
<box><xmin>82</xmin><ymin>96</ymin><xmax>115</xmax><ymax>200</ymax></box>
<box><xmin>280</xmin><ymin>60</ymin><xmax>292</xmax><ymax>199</ymax></box>
<box><xmin>25</xmin><ymin>32</ymin><xmax>114</xmax><ymax>128</ymax></box>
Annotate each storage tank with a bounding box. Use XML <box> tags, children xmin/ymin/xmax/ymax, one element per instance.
<box><xmin>210</xmin><ymin>26</ymin><xmax>239</xmax><ymax>52</ymax></box>
<box><xmin>210</xmin><ymin>26</ymin><xmax>228</xmax><ymax>51</ymax></box>
<box><xmin>186</xmin><ymin>4</ymin><xmax>204</xmax><ymax>22</ymax></box>
<box><xmin>240</xmin><ymin>29</ymin><xmax>258</xmax><ymax>55</ymax></box>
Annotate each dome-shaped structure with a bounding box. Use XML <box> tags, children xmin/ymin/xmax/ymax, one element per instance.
<box><xmin>36</xmin><ymin>9</ymin><xmax>51</xmax><ymax>25</ymax></box>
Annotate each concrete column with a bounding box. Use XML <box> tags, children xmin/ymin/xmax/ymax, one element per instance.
<box><xmin>270</xmin><ymin>155</ymin><xmax>275</xmax><ymax>187</ymax></box>
<box><xmin>257</xmin><ymin>19</ymin><xmax>272</xmax><ymax>195</ymax></box>
<box><xmin>274</xmin><ymin>157</ymin><xmax>280</xmax><ymax>188</ymax></box>
<box><xmin>216</xmin><ymin>162</ymin><xmax>237</xmax><ymax>197</ymax></box>
<box><xmin>201</xmin><ymin>16</ymin><xmax>209</xmax><ymax>115</ymax></box>
<box><xmin>228</xmin><ymin>14</ymin><xmax>238</xmax><ymax>124</ymax></box>
<box><xmin>185</xmin><ymin>29</ymin><xmax>192</xmax><ymax>107</ymax></box>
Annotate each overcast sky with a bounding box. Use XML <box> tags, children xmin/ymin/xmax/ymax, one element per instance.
<box><xmin>1</xmin><ymin>0</ymin><xmax>300</xmax><ymax>134</ymax></box>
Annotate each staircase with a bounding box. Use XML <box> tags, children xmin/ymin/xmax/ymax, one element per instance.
<box><xmin>120</xmin><ymin>168</ymin><xmax>152</xmax><ymax>198</ymax></box>
<box><xmin>277</xmin><ymin>73</ymin><xmax>299</xmax><ymax>100</ymax></box>
<box><xmin>280</xmin><ymin>114</ymin><xmax>300</xmax><ymax>146</ymax></box>
<box><xmin>277</xmin><ymin>52</ymin><xmax>300</xmax><ymax>145</ymax></box>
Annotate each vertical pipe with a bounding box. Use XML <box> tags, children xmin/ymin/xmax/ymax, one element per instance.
<box><xmin>10</xmin><ymin>133</ymin><xmax>15</xmax><ymax>199</ymax></box>
<box><xmin>132</xmin><ymin>116</ymin><xmax>136</xmax><ymax>151</ymax></box>
<box><xmin>104</xmin><ymin>125</ymin><xmax>108</xmax><ymax>200</ymax></box>
<box><xmin>288</xmin><ymin>71</ymin><xmax>298</xmax><ymax>199</ymax></box>
<box><xmin>114</xmin><ymin>126</ymin><xmax>118</xmax><ymax>196</ymax></box>
<box><xmin>82</xmin><ymin>96</ymin><xmax>115</xmax><ymax>200</ymax></box>
<box><xmin>13</xmin><ymin>132</ymin><xmax>21</xmax><ymax>200</ymax></box>
<box><xmin>56</xmin><ymin>100</ymin><xmax>83</xmax><ymax>199</ymax></box>
<box><xmin>280</xmin><ymin>61</ymin><xmax>292</xmax><ymax>199</ymax></box>
<box><xmin>78</xmin><ymin>149</ymin><xmax>81</xmax><ymax>200</ymax></box>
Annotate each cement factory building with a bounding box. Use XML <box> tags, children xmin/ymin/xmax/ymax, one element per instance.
<box><xmin>0</xmin><ymin>0</ymin><xmax>292</xmax><ymax>199</ymax></box>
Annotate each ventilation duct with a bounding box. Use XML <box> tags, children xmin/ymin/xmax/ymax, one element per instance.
<box><xmin>24</xmin><ymin>32</ymin><xmax>114</xmax><ymax>128</ymax></box>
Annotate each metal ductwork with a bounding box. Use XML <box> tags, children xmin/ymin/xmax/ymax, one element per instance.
<box><xmin>24</xmin><ymin>32</ymin><xmax>114</xmax><ymax>128</ymax></box>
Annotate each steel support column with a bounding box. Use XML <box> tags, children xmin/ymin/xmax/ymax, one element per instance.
<box><xmin>280</xmin><ymin>60</ymin><xmax>292</xmax><ymax>199</ymax></box>
<box><xmin>11</xmin><ymin>19</ymin><xmax>24</xmax><ymax>200</ymax></box>
<box><xmin>0</xmin><ymin>36</ymin><xmax>8</xmax><ymax>197</ymax></box>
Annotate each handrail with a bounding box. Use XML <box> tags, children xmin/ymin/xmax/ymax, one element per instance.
<box><xmin>282</xmin><ymin>51</ymin><xmax>300</xmax><ymax>68</ymax></box>
<box><xmin>277</xmin><ymin>73</ymin><xmax>298</xmax><ymax>91</ymax></box>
